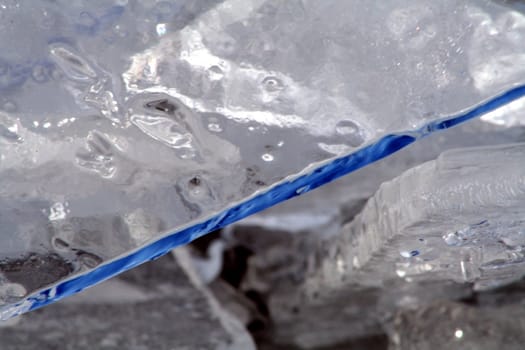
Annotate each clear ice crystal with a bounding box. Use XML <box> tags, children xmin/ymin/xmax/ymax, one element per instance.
<box><xmin>0</xmin><ymin>0</ymin><xmax>525</xmax><ymax>316</ymax></box>
<box><xmin>258</xmin><ymin>122</ymin><xmax>524</xmax><ymax>348</ymax></box>
<box><xmin>308</xmin><ymin>142</ymin><xmax>525</xmax><ymax>291</ymax></box>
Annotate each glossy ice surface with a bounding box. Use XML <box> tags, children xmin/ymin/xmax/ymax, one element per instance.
<box><xmin>1</xmin><ymin>0</ymin><xmax>525</xmax><ymax>317</ymax></box>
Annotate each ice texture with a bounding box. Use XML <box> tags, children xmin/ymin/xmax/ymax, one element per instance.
<box><xmin>389</xmin><ymin>300</ymin><xmax>525</xmax><ymax>350</ymax></box>
<box><xmin>1</xmin><ymin>0</ymin><xmax>525</xmax><ymax>316</ymax></box>
<box><xmin>304</xmin><ymin>143</ymin><xmax>525</xmax><ymax>292</ymax></box>
<box><xmin>228</xmin><ymin>120</ymin><xmax>524</xmax><ymax>348</ymax></box>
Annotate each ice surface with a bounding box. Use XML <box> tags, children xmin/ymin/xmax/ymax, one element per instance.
<box><xmin>389</xmin><ymin>300</ymin><xmax>525</xmax><ymax>350</ymax></box>
<box><xmin>1</xmin><ymin>0</ymin><xmax>525</xmax><ymax>316</ymax></box>
<box><xmin>229</xmin><ymin>118</ymin><xmax>524</xmax><ymax>239</ymax></box>
<box><xmin>264</xmin><ymin>141</ymin><xmax>525</xmax><ymax>348</ymax></box>
<box><xmin>227</xmin><ymin>120</ymin><xmax>524</xmax><ymax>348</ymax></box>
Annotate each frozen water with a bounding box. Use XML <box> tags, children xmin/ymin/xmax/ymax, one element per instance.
<box><xmin>389</xmin><ymin>300</ymin><xmax>525</xmax><ymax>350</ymax></box>
<box><xmin>229</xmin><ymin>118</ymin><xmax>524</xmax><ymax>239</ymax></box>
<box><xmin>308</xmin><ymin>142</ymin><xmax>525</xmax><ymax>291</ymax></box>
<box><xmin>1</xmin><ymin>0</ymin><xmax>525</xmax><ymax>316</ymax></box>
<box><xmin>235</xmin><ymin>120</ymin><xmax>524</xmax><ymax>348</ymax></box>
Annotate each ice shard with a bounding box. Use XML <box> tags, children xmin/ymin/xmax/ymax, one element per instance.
<box><xmin>266</xmin><ymin>141</ymin><xmax>525</xmax><ymax>348</ymax></box>
<box><xmin>1</xmin><ymin>0</ymin><xmax>525</xmax><ymax>316</ymax></box>
<box><xmin>307</xmin><ymin>142</ymin><xmax>525</xmax><ymax>290</ymax></box>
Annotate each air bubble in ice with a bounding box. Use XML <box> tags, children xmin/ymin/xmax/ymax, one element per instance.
<box><xmin>175</xmin><ymin>174</ymin><xmax>217</xmax><ymax>215</ymax></box>
<box><xmin>49</xmin><ymin>44</ymin><xmax>98</xmax><ymax>82</ymax></box>
<box><xmin>207</xmin><ymin>123</ymin><xmax>223</xmax><ymax>133</ymax></box>
<box><xmin>400</xmin><ymin>250</ymin><xmax>420</xmax><ymax>258</ymax></box>
<box><xmin>262</xmin><ymin>153</ymin><xmax>274</xmax><ymax>162</ymax></box>
<box><xmin>75</xmin><ymin>131</ymin><xmax>117</xmax><ymax>178</ymax></box>
<box><xmin>335</xmin><ymin>120</ymin><xmax>359</xmax><ymax>135</ymax></box>
<box><xmin>335</xmin><ymin>120</ymin><xmax>365</xmax><ymax>147</ymax></box>
<box><xmin>52</xmin><ymin>237</ymin><xmax>70</xmax><ymax>250</ymax></box>
<box><xmin>208</xmin><ymin>65</ymin><xmax>224</xmax><ymax>81</ymax></box>
<box><xmin>187</xmin><ymin>176</ymin><xmax>208</xmax><ymax>199</ymax></box>
<box><xmin>443</xmin><ymin>232</ymin><xmax>462</xmax><ymax>246</ymax></box>
<box><xmin>144</xmin><ymin>98</ymin><xmax>177</xmax><ymax>115</ymax></box>
<box><xmin>130</xmin><ymin>112</ymin><xmax>194</xmax><ymax>150</ymax></box>
<box><xmin>77</xmin><ymin>251</ymin><xmax>103</xmax><ymax>268</ymax></box>
<box><xmin>262</xmin><ymin>76</ymin><xmax>284</xmax><ymax>92</ymax></box>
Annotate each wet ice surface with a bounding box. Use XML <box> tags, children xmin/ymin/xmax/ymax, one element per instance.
<box><xmin>1</xmin><ymin>0</ymin><xmax>525</xmax><ymax>315</ymax></box>
<box><xmin>225</xmin><ymin>119</ymin><xmax>525</xmax><ymax>348</ymax></box>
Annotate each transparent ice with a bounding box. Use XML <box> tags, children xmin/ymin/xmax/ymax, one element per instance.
<box><xmin>388</xmin><ymin>300</ymin><xmax>525</xmax><ymax>350</ymax></box>
<box><xmin>0</xmin><ymin>0</ymin><xmax>525</xmax><ymax>317</ymax></box>
<box><xmin>236</xmin><ymin>119</ymin><xmax>524</xmax><ymax>348</ymax></box>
